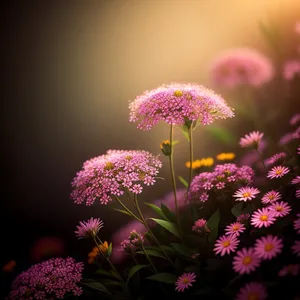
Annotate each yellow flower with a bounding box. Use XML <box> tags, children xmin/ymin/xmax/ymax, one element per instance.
<box><xmin>216</xmin><ymin>152</ymin><xmax>235</xmax><ymax>161</ymax></box>
<box><xmin>200</xmin><ymin>157</ymin><xmax>214</xmax><ymax>167</ymax></box>
<box><xmin>87</xmin><ymin>241</ymin><xmax>109</xmax><ymax>264</ymax></box>
<box><xmin>185</xmin><ymin>160</ymin><xmax>202</xmax><ymax>169</ymax></box>
<box><xmin>160</xmin><ymin>140</ymin><xmax>171</xmax><ymax>156</ymax></box>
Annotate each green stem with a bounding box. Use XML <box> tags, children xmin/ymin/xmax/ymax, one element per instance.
<box><xmin>94</xmin><ymin>237</ymin><xmax>125</xmax><ymax>285</ymax></box>
<box><xmin>114</xmin><ymin>196</ymin><xmax>143</xmax><ymax>223</ymax></box>
<box><xmin>187</xmin><ymin>126</ymin><xmax>194</xmax><ymax>191</ymax></box>
<box><xmin>169</xmin><ymin>124</ymin><xmax>180</xmax><ymax>227</ymax></box>
<box><xmin>141</xmin><ymin>244</ymin><xmax>157</xmax><ymax>273</ymax></box>
<box><xmin>133</xmin><ymin>194</ymin><xmax>175</xmax><ymax>266</ymax></box>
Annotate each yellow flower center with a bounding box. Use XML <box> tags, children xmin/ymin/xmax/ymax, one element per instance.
<box><xmin>232</xmin><ymin>225</ymin><xmax>240</xmax><ymax>231</ymax></box>
<box><xmin>269</xmin><ymin>195</ymin><xmax>275</xmax><ymax>200</ymax></box>
<box><xmin>182</xmin><ymin>278</ymin><xmax>189</xmax><ymax>284</ymax></box>
<box><xmin>248</xmin><ymin>293</ymin><xmax>259</xmax><ymax>300</ymax></box>
<box><xmin>243</xmin><ymin>192</ymin><xmax>250</xmax><ymax>198</ymax></box>
<box><xmin>242</xmin><ymin>256</ymin><xmax>252</xmax><ymax>265</ymax></box>
<box><xmin>173</xmin><ymin>90</ymin><xmax>183</xmax><ymax>97</ymax></box>
<box><xmin>275</xmin><ymin>206</ymin><xmax>283</xmax><ymax>212</ymax></box>
<box><xmin>275</xmin><ymin>169</ymin><xmax>283</xmax><ymax>175</ymax></box>
<box><xmin>125</xmin><ymin>155</ymin><xmax>133</xmax><ymax>160</ymax></box>
<box><xmin>222</xmin><ymin>240</ymin><xmax>230</xmax><ymax>247</ymax></box>
<box><xmin>264</xmin><ymin>243</ymin><xmax>274</xmax><ymax>252</ymax></box>
<box><xmin>104</xmin><ymin>162</ymin><xmax>114</xmax><ymax>170</ymax></box>
<box><xmin>260</xmin><ymin>215</ymin><xmax>268</xmax><ymax>221</ymax></box>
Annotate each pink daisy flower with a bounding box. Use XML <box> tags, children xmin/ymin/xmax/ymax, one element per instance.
<box><xmin>214</xmin><ymin>235</ymin><xmax>239</xmax><ymax>256</ymax></box>
<box><xmin>278</xmin><ymin>264</ymin><xmax>300</xmax><ymax>276</ymax></box>
<box><xmin>268</xmin><ymin>201</ymin><xmax>291</xmax><ymax>217</ymax></box>
<box><xmin>291</xmin><ymin>176</ymin><xmax>300</xmax><ymax>185</ymax></box>
<box><xmin>236</xmin><ymin>213</ymin><xmax>250</xmax><ymax>224</ymax></box>
<box><xmin>292</xmin><ymin>240</ymin><xmax>300</xmax><ymax>256</ymax></box>
<box><xmin>129</xmin><ymin>83</ymin><xmax>234</xmax><ymax>130</ymax></box>
<box><xmin>264</xmin><ymin>152</ymin><xmax>286</xmax><ymax>166</ymax></box>
<box><xmin>175</xmin><ymin>272</ymin><xmax>196</xmax><ymax>292</ymax></box>
<box><xmin>232</xmin><ymin>247</ymin><xmax>261</xmax><ymax>274</ymax></box>
<box><xmin>294</xmin><ymin>218</ymin><xmax>300</xmax><ymax>234</ymax></box>
<box><xmin>239</xmin><ymin>131</ymin><xmax>264</xmax><ymax>149</ymax></box>
<box><xmin>267</xmin><ymin>165</ymin><xmax>290</xmax><ymax>179</ymax></box>
<box><xmin>279</xmin><ymin>132</ymin><xmax>295</xmax><ymax>145</ymax></box>
<box><xmin>254</xmin><ymin>235</ymin><xmax>283</xmax><ymax>260</ymax></box>
<box><xmin>225</xmin><ymin>222</ymin><xmax>246</xmax><ymax>237</ymax></box>
<box><xmin>251</xmin><ymin>208</ymin><xmax>276</xmax><ymax>228</ymax></box>
<box><xmin>261</xmin><ymin>190</ymin><xmax>282</xmax><ymax>204</ymax></box>
<box><xmin>235</xmin><ymin>282</ymin><xmax>267</xmax><ymax>300</ymax></box>
<box><xmin>233</xmin><ymin>187</ymin><xmax>260</xmax><ymax>202</ymax></box>
<box><xmin>210</xmin><ymin>48</ymin><xmax>274</xmax><ymax>88</ymax></box>
<box><xmin>296</xmin><ymin>189</ymin><xmax>300</xmax><ymax>199</ymax></box>
<box><xmin>192</xmin><ymin>218</ymin><xmax>210</xmax><ymax>234</ymax></box>
<box><xmin>75</xmin><ymin>217</ymin><xmax>104</xmax><ymax>239</ymax></box>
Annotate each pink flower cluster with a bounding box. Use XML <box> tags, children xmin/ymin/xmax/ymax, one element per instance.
<box><xmin>188</xmin><ymin>163</ymin><xmax>254</xmax><ymax>202</ymax></box>
<box><xmin>129</xmin><ymin>82</ymin><xmax>234</xmax><ymax>130</ymax></box>
<box><xmin>71</xmin><ymin>150</ymin><xmax>162</xmax><ymax>205</ymax></box>
<box><xmin>210</xmin><ymin>48</ymin><xmax>274</xmax><ymax>88</ymax></box>
<box><xmin>192</xmin><ymin>218</ymin><xmax>210</xmax><ymax>234</ymax></box>
<box><xmin>7</xmin><ymin>257</ymin><xmax>83</xmax><ymax>300</ymax></box>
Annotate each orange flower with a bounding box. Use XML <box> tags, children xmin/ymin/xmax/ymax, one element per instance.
<box><xmin>87</xmin><ymin>242</ymin><xmax>109</xmax><ymax>264</ymax></box>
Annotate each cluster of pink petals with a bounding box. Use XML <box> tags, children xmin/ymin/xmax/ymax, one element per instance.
<box><xmin>278</xmin><ymin>264</ymin><xmax>300</xmax><ymax>276</ymax></box>
<box><xmin>291</xmin><ymin>176</ymin><xmax>300</xmax><ymax>185</ymax></box>
<box><xmin>283</xmin><ymin>59</ymin><xmax>300</xmax><ymax>80</ymax></box>
<box><xmin>214</xmin><ymin>234</ymin><xmax>239</xmax><ymax>256</ymax></box>
<box><xmin>267</xmin><ymin>165</ymin><xmax>290</xmax><ymax>179</ymax></box>
<box><xmin>129</xmin><ymin>83</ymin><xmax>234</xmax><ymax>130</ymax></box>
<box><xmin>267</xmin><ymin>201</ymin><xmax>291</xmax><ymax>218</ymax></box>
<box><xmin>292</xmin><ymin>240</ymin><xmax>300</xmax><ymax>256</ymax></box>
<box><xmin>251</xmin><ymin>208</ymin><xmax>276</xmax><ymax>228</ymax></box>
<box><xmin>192</xmin><ymin>218</ymin><xmax>210</xmax><ymax>234</ymax></box>
<box><xmin>210</xmin><ymin>48</ymin><xmax>274</xmax><ymax>88</ymax></box>
<box><xmin>232</xmin><ymin>247</ymin><xmax>261</xmax><ymax>274</ymax></box>
<box><xmin>254</xmin><ymin>235</ymin><xmax>283</xmax><ymax>260</ymax></box>
<box><xmin>294</xmin><ymin>217</ymin><xmax>300</xmax><ymax>234</ymax></box>
<box><xmin>236</xmin><ymin>213</ymin><xmax>250</xmax><ymax>223</ymax></box>
<box><xmin>71</xmin><ymin>150</ymin><xmax>162</xmax><ymax>205</ymax></box>
<box><xmin>75</xmin><ymin>217</ymin><xmax>104</xmax><ymax>239</ymax></box>
<box><xmin>175</xmin><ymin>272</ymin><xmax>196</xmax><ymax>292</ymax></box>
<box><xmin>7</xmin><ymin>257</ymin><xmax>83</xmax><ymax>300</ymax></box>
<box><xmin>235</xmin><ymin>282</ymin><xmax>268</xmax><ymax>300</ymax></box>
<box><xmin>233</xmin><ymin>186</ymin><xmax>260</xmax><ymax>202</ymax></box>
<box><xmin>264</xmin><ymin>152</ymin><xmax>287</xmax><ymax>167</ymax></box>
<box><xmin>225</xmin><ymin>222</ymin><xmax>245</xmax><ymax>237</ymax></box>
<box><xmin>188</xmin><ymin>164</ymin><xmax>254</xmax><ymax>202</ymax></box>
<box><xmin>290</xmin><ymin>113</ymin><xmax>300</xmax><ymax>126</ymax></box>
<box><xmin>261</xmin><ymin>190</ymin><xmax>282</xmax><ymax>204</ymax></box>
<box><xmin>240</xmin><ymin>131</ymin><xmax>264</xmax><ymax>149</ymax></box>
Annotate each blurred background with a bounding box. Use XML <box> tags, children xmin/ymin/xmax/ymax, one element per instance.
<box><xmin>1</xmin><ymin>0</ymin><xmax>300</xmax><ymax>297</ymax></box>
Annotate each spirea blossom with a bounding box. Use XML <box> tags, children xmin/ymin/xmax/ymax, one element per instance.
<box><xmin>232</xmin><ymin>247</ymin><xmax>261</xmax><ymax>274</ymax></box>
<box><xmin>233</xmin><ymin>187</ymin><xmax>260</xmax><ymax>202</ymax></box>
<box><xmin>240</xmin><ymin>131</ymin><xmax>264</xmax><ymax>149</ymax></box>
<box><xmin>192</xmin><ymin>218</ymin><xmax>210</xmax><ymax>234</ymax></box>
<box><xmin>175</xmin><ymin>272</ymin><xmax>196</xmax><ymax>292</ymax></box>
<box><xmin>129</xmin><ymin>83</ymin><xmax>234</xmax><ymax>130</ymax></box>
<box><xmin>210</xmin><ymin>48</ymin><xmax>274</xmax><ymax>88</ymax></box>
<box><xmin>225</xmin><ymin>222</ymin><xmax>246</xmax><ymax>237</ymax></box>
<box><xmin>235</xmin><ymin>282</ymin><xmax>268</xmax><ymax>300</ymax></box>
<box><xmin>251</xmin><ymin>208</ymin><xmax>276</xmax><ymax>228</ymax></box>
<box><xmin>254</xmin><ymin>235</ymin><xmax>283</xmax><ymax>260</ymax></box>
<box><xmin>292</xmin><ymin>240</ymin><xmax>300</xmax><ymax>256</ymax></box>
<box><xmin>283</xmin><ymin>60</ymin><xmax>300</xmax><ymax>80</ymax></box>
<box><xmin>267</xmin><ymin>165</ymin><xmax>290</xmax><ymax>179</ymax></box>
<box><xmin>7</xmin><ymin>257</ymin><xmax>83</xmax><ymax>300</ymax></box>
<box><xmin>75</xmin><ymin>217</ymin><xmax>104</xmax><ymax>239</ymax></box>
<box><xmin>214</xmin><ymin>235</ymin><xmax>239</xmax><ymax>256</ymax></box>
<box><xmin>261</xmin><ymin>190</ymin><xmax>282</xmax><ymax>204</ymax></box>
<box><xmin>268</xmin><ymin>201</ymin><xmax>291</xmax><ymax>218</ymax></box>
<box><xmin>188</xmin><ymin>164</ymin><xmax>254</xmax><ymax>202</ymax></box>
<box><xmin>236</xmin><ymin>213</ymin><xmax>250</xmax><ymax>224</ymax></box>
<box><xmin>71</xmin><ymin>150</ymin><xmax>162</xmax><ymax>205</ymax></box>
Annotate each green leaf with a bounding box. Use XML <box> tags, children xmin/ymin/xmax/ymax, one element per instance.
<box><xmin>171</xmin><ymin>243</ymin><xmax>189</xmax><ymax>256</ymax></box>
<box><xmin>204</xmin><ymin>125</ymin><xmax>236</xmax><ymax>145</ymax></box>
<box><xmin>81</xmin><ymin>280</ymin><xmax>109</xmax><ymax>293</ymax></box>
<box><xmin>113</xmin><ymin>208</ymin><xmax>132</xmax><ymax>217</ymax></box>
<box><xmin>149</xmin><ymin>218</ymin><xmax>180</xmax><ymax>238</ymax></box>
<box><xmin>178</xmin><ymin>176</ymin><xmax>188</xmax><ymax>188</ymax></box>
<box><xmin>161</xmin><ymin>203</ymin><xmax>176</xmax><ymax>222</ymax></box>
<box><xmin>172</xmin><ymin>140</ymin><xmax>179</xmax><ymax>146</ymax></box>
<box><xmin>180</xmin><ymin>127</ymin><xmax>190</xmax><ymax>141</ymax></box>
<box><xmin>101</xmin><ymin>279</ymin><xmax>124</xmax><ymax>288</ymax></box>
<box><xmin>126</xmin><ymin>264</ymin><xmax>149</xmax><ymax>285</ymax></box>
<box><xmin>136</xmin><ymin>249</ymin><xmax>166</xmax><ymax>259</ymax></box>
<box><xmin>94</xmin><ymin>269</ymin><xmax>118</xmax><ymax>279</ymax></box>
<box><xmin>207</xmin><ymin>209</ymin><xmax>220</xmax><ymax>230</ymax></box>
<box><xmin>208</xmin><ymin>227</ymin><xmax>218</xmax><ymax>244</ymax></box>
<box><xmin>146</xmin><ymin>273</ymin><xmax>177</xmax><ymax>284</ymax></box>
<box><xmin>231</xmin><ymin>203</ymin><xmax>243</xmax><ymax>217</ymax></box>
<box><xmin>160</xmin><ymin>245</ymin><xmax>177</xmax><ymax>255</ymax></box>
<box><xmin>144</xmin><ymin>203</ymin><xmax>165</xmax><ymax>219</ymax></box>
<box><xmin>242</xmin><ymin>204</ymin><xmax>253</xmax><ymax>214</ymax></box>
<box><xmin>107</xmin><ymin>242</ymin><xmax>112</xmax><ymax>258</ymax></box>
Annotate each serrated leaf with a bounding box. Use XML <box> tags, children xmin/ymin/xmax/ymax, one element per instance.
<box><xmin>205</xmin><ymin>125</ymin><xmax>236</xmax><ymax>145</ymax></box>
<box><xmin>178</xmin><ymin>176</ymin><xmax>188</xmax><ymax>188</ymax></box>
<box><xmin>136</xmin><ymin>249</ymin><xmax>166</xmax><ymax>259</ymax></box>
<box><xmin>81</xmin><ymin>280</ymin><xmax>109</xmax><ymax>293</ymax></box>
<box><xmin>231</xmin><ymin>203</ymin><xmax>243</xmax><ymax>217</ymax></box>
<box><xmin>126</xmin><ymin>264</ymin><xmax>149</xmax><ymax>285</ymax></box>
<box><xmin>146</xmin><ymin>273</ymin><xmax>177</xmax><ymax>284</ymax></box>
<box><xmin>207</xmin><ymin>209</ymin><xmax>220</xmax><ymax>230</ymax></box>
<box><xmin>161</xmin><ymin>203</ymin><xmax>176</xmax><ymax>222</ymax></box>
<box><xmin>113</xmin><ymin>208</ymin><xmax>132</xmax><ymax>217</ymax></box>
<box><xmin>149</xmin><ymin>218</ymin><xmax>180</xmax><ymax>238</ymax></box>
<box><xmin>144</xmin><ymin>203</ymin><xmax>165</xmax><ymax>219</ymax></box>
